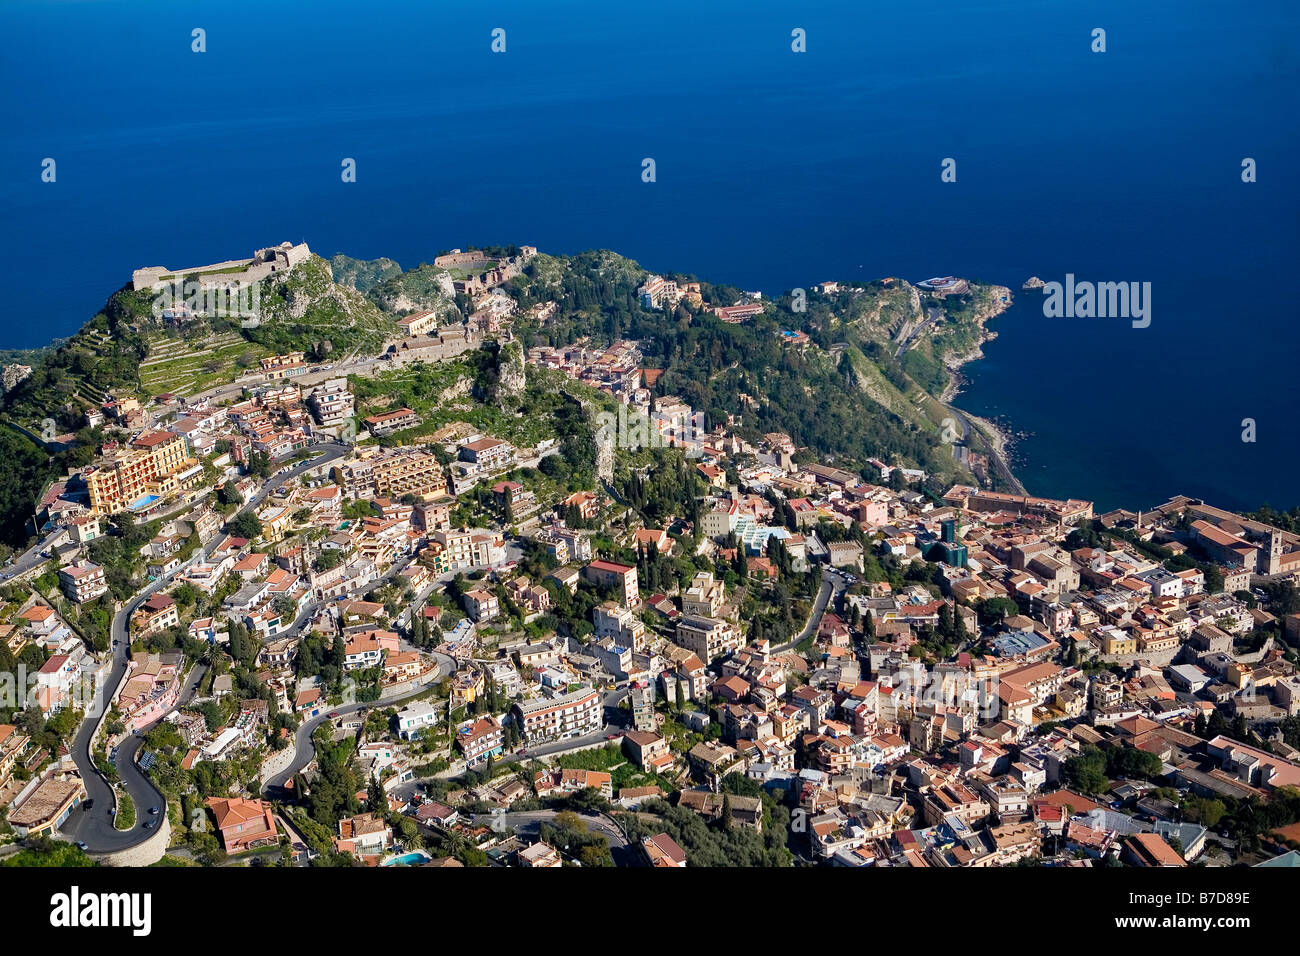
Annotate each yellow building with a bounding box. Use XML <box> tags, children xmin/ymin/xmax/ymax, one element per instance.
<box><xmin>84</xmin><ymin>430</ymin><xmax>195</xmax><ymax>514</ymax></box>
<box><xmin>1101</xmin><ymin>631</ymin><xmax>1137</xmax><ymax>655</ymax></box>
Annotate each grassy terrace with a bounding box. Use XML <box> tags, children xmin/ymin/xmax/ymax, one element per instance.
<box><xmin>138</xmin><ymin>331</ymin><xmax>268</xmax><ymax>397</ymax></box>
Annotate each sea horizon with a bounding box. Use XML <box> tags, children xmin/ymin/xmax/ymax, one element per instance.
<box><xmin>2</xmin><ymin>0</ymin><xmax>1296</xmax><ymax>513</ymax></box>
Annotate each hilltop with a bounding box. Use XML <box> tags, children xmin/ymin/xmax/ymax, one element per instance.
<box><xmin>0</xmin><ymin>241</ymin><xmax>1014</xmax><ymax>547</ymax></box>
<box><xmin>495</xmin><ymin>251</ymin><xmax>1013</xmax><ymax>492</ymax></box>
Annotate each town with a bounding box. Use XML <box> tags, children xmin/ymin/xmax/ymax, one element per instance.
<box><xmin>1</xmin><ymin>244</ymin><xmax>1299</xmax><ymax>872</ymax></box>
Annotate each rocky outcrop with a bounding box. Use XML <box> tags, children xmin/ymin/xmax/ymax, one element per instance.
<box><xmin>495</xmin><ymin>340</ymin><xmax>526</xmax><ymax>408</ymax></box>
<box><xmin>368</xmin><ymin>264</ymin><xmax>458</xmax><ymax>316</ymax></box>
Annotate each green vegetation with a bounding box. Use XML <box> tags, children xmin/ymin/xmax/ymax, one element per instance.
<box><xmin>138</xmin><ymin>330</ymin><xmax>268</xmax><ymax>396</ymax></box>
<box><xmin>115</xmin><ymin>791</ymin><xmax>137</xmax><ymax>830</ymax></box>
<box><xmin>367</xmin><ymin>262</ymin><xmax>461</xmax><ymax>317</ymax></box>
<box><xmin>329</xmin><ymin>253</ymin><xmax>404</xmax><ymax>293</ymax></box>
<box><xmin>538</xmin><ymin>809</ymin><xmax>614</xmax><ymax>867</ymax></box>
<box><xmin>618</xmin><ymin>791</ymin><xmax>793</xmax><ymax>867</ymax></box>
<box><xmin>1063</xmin><ymin>745</ymin><xmax>1164</xmax><ymax>796</ymax></box>
<box><xmin>246</xmin><ymin>256</ymin><xmax>399</xmax><ymax>357</ymax></box>
<box><xmin>1</xmin><ymin>837</ymin><xmax>98</xmax><ymax>867</ymax></box>
<box><xmin>504</xmin><ymin>250</ymin><xmax>988</xmax><ymax>486</ymax></box>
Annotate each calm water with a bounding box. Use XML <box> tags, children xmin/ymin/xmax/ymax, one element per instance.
<box><xmin>1</xmin><ymin>0</ymin><xmax>1296</xmax><ymax>511</ymax></box>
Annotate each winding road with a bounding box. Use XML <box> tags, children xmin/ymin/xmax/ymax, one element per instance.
<box><xmin>61</xmin><ymin>442</ymin><xmax>350</xmax><ymax>853</ymax></box>
<box><xmin>774</xmin><ymin>567</ymin><xmax>846</xmax><ymax>654</ymax></box>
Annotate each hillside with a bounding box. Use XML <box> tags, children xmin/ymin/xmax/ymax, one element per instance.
<box><xmin>328</xmin><ymin>253</ymin><xmax>403</xmax><ymax>293</ymax></box>
<box><xmin>244</xmin><ymin>254</ymin><xmax>400</xmax><ymax>358</ymax></box>
<box><xmin>0</xmin><ymin>241</ymin><xmax>1013</xmax><ymax>550</ymax></box>
<box><xmin>366</xmin><ymin>262</ymin><xmax>461</xmax><ymax>319</ymax></box>
<box><xmin>1</xmin><ymin>254</ymin><xmax>403</xmax><ymax>430</ymax></box>
<box><xmin>494</xmin><ymin>250</ymin><xmax>988</xmax><ymax>487</ymax></box>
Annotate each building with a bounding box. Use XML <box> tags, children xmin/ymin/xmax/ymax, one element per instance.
<box><xmin>83</xmin><ymin>430</ymin><xmax>197</xmax><ymax>514</ymax></box>
<box><xmin>675</xmin><ymin>615</ymin><xmax>741</xmax><ymax>663</ymax></box>
<box><xmin>456</xmin><ymin>716</ymin><xmax>505</xmax><ymax>766</ymax></box>
<box><xmin>592</xmin><ymin>601</ymin><xmax>645</xmax><ymax>651</ymax></box>
<box><xmin>371</xmin><ymin>449</ymin><xmax>447</xmax><ymax>500</ymax></box>
<box><xmin>462</xmin><ymin>588</ymin><xmax>500</xmax><ymax>623</ymax></box>
<box><xmin>512</xmin><ymin>687</ymin><xmax>603</xmax><ymax>743</ymax></box>
<box><xmin>629</xmin><ymin>680</ymin><xmax>656</xmax><ymax>731</ymax></box>
<box><xmin>0</xmin><ymin>724</ymin><xmax>32</xmax><ymax>786</ymax></box>
<box><xmin>682</xmin><ymin>571</ymin><xmax>726</xmax><ymax>617</ymax></box>
<box><xmin>1124</xmin><ymin>832</ymin><xmax>1187</xmax><ymax>868</ymax></box>
<box><xmin>396</xmin><ymin>309</ymin><xmax>439</xmax><ymax>337</ymax></box>
<box><xmin>307</xmin><ymin>378</ymin><xmax>355</xmax><ymax>426</ymax></box>
<box><xmin>337</xmin><ymin>812</ymin><xmax>392</xmax><ymax>858</ymax></box>
<box><xmin>59</xmin><ymin>560</ymin><xmax>108</xmax><ymax>603</ymax></box>
<box><xmin>458</xmin><ymin>437</ymin><xmax>516</xmax><ymax>472</ymax></box>
<box><xmin>623</xmin><ymin>729</ymin><xmax>672</xmax><ymax>771</ymax></box>
<box><xmin>206</xmin><ymin>797</ymin><xmax>279</xmax><ymax>853</ymax></box>
<box><xmin>642</xmin><ymin>832</ymin><xmax>688</xmax><ymax>867</ymax></box>
<box><xmin>131</xmin><ymin>593</ymin><xmax>179</xmax><ymax>636</ymax></box>
<box><xmin>397</xmin><ymin>701</ymin><xmax>441</xmax><ymax>740</ymax></box>
<box><xmin>364</xmin><ymin>407</ymin><xmax>421</xmax><ymax>435</ymax></box>
<box><xmin>8</xmin><ymin>773</ymin><xmax>85</xmax><ymax>837</ymax></box>
<box><xmin>518</xmin><ymin>841</ymin><xmax>563</xmax><ymax>867</ymax></box>
<box><xmin>584</xmin><ymin>559</ymin><xmax>640</xmax><ymax>608</ymax></box>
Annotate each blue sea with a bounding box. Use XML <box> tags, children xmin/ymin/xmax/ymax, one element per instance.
<box><xmin>1</xmin><ymin>0</ymin><xmax>1296</xmax><ymax>512</ymax></box>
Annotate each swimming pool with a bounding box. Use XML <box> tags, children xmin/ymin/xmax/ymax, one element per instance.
<box><xmin>381</xmin><ymin>852</ymin><xmax>430</xmax><ymax>867</ymax></box>
<box><xmin>128</xmin><ymin>494</ymin><xmax>161</xmax><ymax>511</ymax></box>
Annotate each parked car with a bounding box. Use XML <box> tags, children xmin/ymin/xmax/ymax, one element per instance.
<box><xmin>82</xmin><ymin>799</ymin><xmax>94</xmax><ymax>811</ymax></box>
<box><xmin>77</xmin><ymin>842</ymin><xmax>88</xmax><ymax>850</ymax></box>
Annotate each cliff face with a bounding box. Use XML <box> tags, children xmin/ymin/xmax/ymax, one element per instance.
<box><xmin>244</xmin><ymin>255</ymin><xmax>400</xmax><ymax>357</ymax></box>
<box><xmin>367</xmin><ymin>263</ymin><xmax>459</xmax><ymax>318</ymax></box>
<box><xmin>939</xmin><ymin>284</ymin><xmax>1013</xmax><ymax>375</ymax></box>
<box><xmin>494</xmin><ymin>339</ymin><xmax>527</xmax><ymax>409</ymax></box>
<box><xmin>329</xmin><ymin>254</ymin><xmax>402</xmax><ymax>293</ymax></box>
<box><xmin>1</xmin><ymin>363</ymin><xmax>33</xmax><ymax>394</ymax></box>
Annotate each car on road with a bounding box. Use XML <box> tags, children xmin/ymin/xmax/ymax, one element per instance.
<box><xmin>109</xmin><ymin>807</ymin><xmax>116</xmax><ymax>817</ymax></box>
<box><xmin>149</xmin><ymin>806</ymin><xmax>159</xmax><ymax>815</ymax></box>
<box><xmin>77</xmin><ymin>842</ymin><xmax>88</xmax><ymax>850</ymax></box>
<box><xmin>606</xmin><ymin>733</ymin><xmax>621</xmax><ymax>740</ymax></box>
<box><xmin>82</xmin><ymin>798</ymin><xmax>94</xmax><ymax>811</ymax></box>
<box><xmin>143</xmin><ymin>821</ymin><xmax>154</xmax><ymax>830</ymax></box>
<box><xmin>329</xmin><ymin>711</ymin><xmax>339</xmax><ymax>718</ymax></box>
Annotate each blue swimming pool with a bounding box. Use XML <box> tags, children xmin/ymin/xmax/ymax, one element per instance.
<box><xmin>128</xmin><ymin>494</ymin><xmax>161</xmax><ymax>511</ymax></box>
<box><xmin>382</xmin><ymin>852</ymin><xmax>430</xmax><ymax>867</ymax></box>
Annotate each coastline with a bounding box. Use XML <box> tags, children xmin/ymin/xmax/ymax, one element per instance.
<box><xmin>937</xmin><ymin>283</ymin><xmax>1027</xmax><ymax>496</ymax></box>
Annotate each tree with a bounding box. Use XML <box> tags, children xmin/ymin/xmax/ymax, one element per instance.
<box><xmin>228</xmin><ymin>511</ymin><xmax>262</xmax><ymax>541</ymax></box>
<box><xmin>977</xmin><ymin>597</ymin><xmax>1019</xmax><ymax>629</ymax></box>
<box><xmin>314</xmin><ymin>549</ymin><xmax>341</xmax><ymax>572</ymax></box>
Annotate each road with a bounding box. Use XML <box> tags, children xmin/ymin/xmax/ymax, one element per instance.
<box><xmin>774</xmin><ymin>568</ymin><xmax>845</xmax><ymax>653</ymax></box>
<box><xmin>941</xmin><ymin>404</ymin><xmax>1027</xmax><ymax>496</ymax></box>
<box><xmin>61</xmin><ymin>442</ymin><xmax>349</xmax><ymax>853</ymax></box>
<box><xmin>262</xmin><ymin>654</ymin><xmax>454</xmax><ymax>792</ymax></box>
<box><xmin>470</xmin><ymin>808</ymin><xmax>629</xmax><ymax>853</ymax></box>
<box><xmin>0</xmin><ymin>537</ymin><xmax>52</xmax><ymax>583</ymax></box>
<box><xmin>894</xmin><ymin>305</ymin><xmax>942</xmax><ymax>359</ymax></box>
